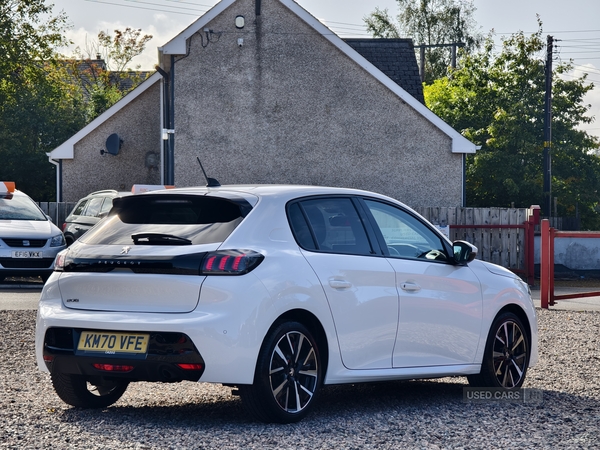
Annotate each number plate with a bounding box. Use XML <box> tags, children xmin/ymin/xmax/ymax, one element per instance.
<box><xmin>12</xmin><ymin>251</ymin><xmax>42</xmax><ymax>258</ymax></box>
<box><xmin>77</xmin><ymin>331</ymin><xmax>149</xmax><ymax>354</ymax></box>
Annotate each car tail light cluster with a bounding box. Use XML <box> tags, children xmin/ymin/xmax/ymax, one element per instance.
<box><xmin>200</xmin><ymin>250</ymin><xmax>264</xmax><ymax>275</ymax></box>
<box><xmin>52</xmin><ymin>249</ymin><xmax>264</xmax><ymax>276</ymax></box>
<box><xmin>54</xmin><ymin>250</ymin><xmax>68</xmax><ymax>271</ymax></box>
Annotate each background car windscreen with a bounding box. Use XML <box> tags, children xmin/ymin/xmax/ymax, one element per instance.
<box><xmin>79</xmin><ymin>195</ymin><xmax>249</xmax><ymax>245</ymax></box>
<box><xmin>0</xmin><ymin>196</ymin><xmax>47</xmax><ymax>221</ymax></box>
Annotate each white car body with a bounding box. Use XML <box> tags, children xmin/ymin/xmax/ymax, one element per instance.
<box><xmin>35</xmin><ymin>185</ymin><xmax>538</xmax><ymax>422</ymax></box>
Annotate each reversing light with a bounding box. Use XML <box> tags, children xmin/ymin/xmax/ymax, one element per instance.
<box><xmin>201</xmin><ymin>250</ymin><xmax>264</xmax><ymax>275</ymax></box>
<box><xmin>92</xmin><ymin>363</ymin><xmax>134</xmax><ymax>372</ymax></box>
<box><xmin>176</xmin><ymin>363</ymin><xmax>204</xmax><ymax>370</ymax></box>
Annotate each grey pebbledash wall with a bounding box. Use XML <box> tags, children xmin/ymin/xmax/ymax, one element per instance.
<box><xmin>61</xmin><ymin>82</ymin><xmax>161</xmax><ymax>202</ymax></box>
<box><xmin>172</xmin><ymin>0</ymin><xmax>461</xmax><ymax>207</ymax></box>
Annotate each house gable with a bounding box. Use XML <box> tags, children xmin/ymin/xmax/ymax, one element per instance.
<box><xmin>163</xmin><ymin>0</ymin><xmax>469</xmax><ymax>206</ymax></box>
<box><xmin>159</xmin><ymin>0</ymin><xmax>475</xmax><ymax>155</ymax></box>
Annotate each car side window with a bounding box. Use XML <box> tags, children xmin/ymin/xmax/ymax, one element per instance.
<box><xmin>289</xmin><ymin>198</ymin><xmax>373</xmax><ymax>255</ymax></box>
<box><xmin>83</xmin><ymin>197</ymin><xmax>105</xmax><ymax>218</ymax></box>
<box><xmin>363</xmin><ymin>199</ymin><xmax>448</xmax><ymax>262</ymax></box>
<box><xmin>71</xmin><ymin>199</ymin><xmax>88</xmax><ymax>216</ymax></box>
<box><xmin>288</xmin><ymin>203</ymin><xmax>317</xmax><ymax>250</ymax></box>
<box><xmin>99</xmin><ymin>197</ymin><xmax>114</xmax><ymax>216</ymax></box>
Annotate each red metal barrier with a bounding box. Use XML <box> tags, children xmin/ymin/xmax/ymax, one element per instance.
<box><xmin>540</xmin><ymin>220</ymin><xmax>551</xmax><ymax>308</ymax></box>
<box><xmin>539</xmin><ymin>220</ymin><xmax>600</xmax><ymax>308</ymax></box>
<box><xmin>527</xmin><ymin>206</ymin><xmax>541</xmax><ymax>286</ymax></box>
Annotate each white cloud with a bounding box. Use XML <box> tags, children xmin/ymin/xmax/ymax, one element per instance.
<box><xmin>59</xmin><ymin>14</ymin><xmax>195</xmax><ymax>70</ymax></box>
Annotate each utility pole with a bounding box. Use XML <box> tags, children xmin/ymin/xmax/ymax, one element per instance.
<box><xmin>543</xmin><ymin>35</ymin><xmax>553</xmax><ymax>218</ymax></box>
<box><xmin>415</xmin><ymin>42</ymin><xmax>465</xmax><ymax>82</ymax></box>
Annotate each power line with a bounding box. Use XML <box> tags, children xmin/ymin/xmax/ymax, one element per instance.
<box><xmin>494</xmin><ymin>29</ymin><xmax>600</xmax><ymax>35</ymax></box>
<box><xmin>83</xmin><ymin>0</ymin><xmax>208</xmax><ymax>15</ymax></box>
<box><xmin>572</xmin><ymin>64</ymin><xmax>600</xmax><ymax>75</ymax></box>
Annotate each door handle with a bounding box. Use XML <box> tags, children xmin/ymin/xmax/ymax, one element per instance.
<box><xmin>329</xmin><ymin>278</ymin><xmax>352</xmax><ymax>289</ymax></box>
<box><xmin>401</xmin><ymin>282</ymin><xmax>421</xmax><ymax>292</ymax></box>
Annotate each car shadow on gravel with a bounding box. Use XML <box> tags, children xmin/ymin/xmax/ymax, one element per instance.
<box><xmin>56</xmin><ymin>379</ymin><xmax>471</xmax><ymax>428</ymax></box>
<box><xmin>50</xmin><ymin>379</ymin><xmax>596</xmax><ymax>449</ymax></box>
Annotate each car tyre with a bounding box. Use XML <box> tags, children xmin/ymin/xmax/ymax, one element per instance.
<box><xmin>468</xmin><ymin>312</ymin><xmax>530</xmax><ymax>389</ymax></box>
<box><xmin>239</xmin><ymin>321</ymin><xmax>322</xmax><ymax>423</ymax></box>
<box><xmin>51</xmin><ymin>372</ymin><xmax>128</xmax><ymax>408</ymax></box>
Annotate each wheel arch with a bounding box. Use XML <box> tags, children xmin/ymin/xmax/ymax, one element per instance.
<box><xmin>260</xmin><ymin>308</ymin><xmax>330</xmax><ymax>380</ymax></box>
<box><xmin>495</xmin><ymin>304</ymin><xmax>532</xmax><ymax>344</ymax></box>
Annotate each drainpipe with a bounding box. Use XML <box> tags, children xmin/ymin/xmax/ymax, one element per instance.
<box><xmin>462</xmin><ymin>154</ymin><xmax>466</xmax><ymax>207</ymax></box>
<box><xmin>48</xmin><ymin>157</ymin><xmax>62</xmax><ymax>202</ymax></box>
<box><xmin>168</xmin><ymin>55</ymin><xmax>175</xmax><ymax>185</ymax></box>
<box><xmin>156</xmin><ymin>63</ymin><xmax>172</xmax><ymax>185</ymax></box>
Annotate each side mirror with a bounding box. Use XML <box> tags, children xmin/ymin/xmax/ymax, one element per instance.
<box><xmin>453</xmin><ymin>240</ymin><xmax>477</xmax><ymax>265</ymax></box>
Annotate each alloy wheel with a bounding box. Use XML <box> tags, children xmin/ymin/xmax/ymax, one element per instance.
<box><xmin>268</xmin><ymin>331</ymin><xmax>319</xmax><ymax>413</ymax></box>
<box><xmin>492</xmin><ymin>319</ymin><xmax>528</xmax><ymax>388</ymax></box>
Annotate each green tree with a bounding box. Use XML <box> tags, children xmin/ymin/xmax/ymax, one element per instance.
<box><xmin>365</xmin><ymin>0</ymin><xmax>482</xmax><ymax>83</ymax></box>
<box><xmin>68</xmin><ymin>28</ymin><xmax>152</xmax><ymax>119</ymax></box>
<box><xmin>424</xmin><ymin>23</ymin><xmax>600</xmax><ymax>228</ymax></box>
<box><xmin>0</xmin><ymin>0</ymin><xmax>86</xmax><ymax>200</ymax></box>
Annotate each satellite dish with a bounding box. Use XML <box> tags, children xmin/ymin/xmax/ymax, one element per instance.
<box><xmin>104</xmin><ymin>133</ymin><xmax>123</xmax><ymax>156</ymax></box>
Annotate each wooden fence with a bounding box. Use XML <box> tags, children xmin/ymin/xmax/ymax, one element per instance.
<box><xmin>39</xmin><ymin>202</ymin><xmax>534</xmax><ymax>273</ymax></box>
<box><xmin>414</xmin><ymin>206</ymin><xmax>532</xmax><ymax>273</ymax></box>
<box><xmin>38</xmin><ymin>202</ymin><xmax>77</xmax><ymax>230</ymax></box>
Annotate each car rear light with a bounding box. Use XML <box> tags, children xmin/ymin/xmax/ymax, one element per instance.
<box><xmin>92</xmin><ymin>363</ymin><xmax>134</xmax><ymax>372</ymax></box>
<box><xmin>176</xmin><ymin>363</ymin><xmax>204</xmax><ymax>370</ymax></box>
<box><xmin>62</xmin><ymin>223</ymin><xmax>67</xmax><ymax>232</ymax></box>
<box><xmin>201</xmin><ymin>250</ymin><xmax>264</xmax><ymax>275</ymax></box>
<box><xmin>54</xmin><ymin>250</ymin><xmax>68</xmax><ymax>271</ymax></box>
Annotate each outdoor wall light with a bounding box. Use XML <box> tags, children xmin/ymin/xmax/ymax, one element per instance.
<box><xmin>235</xmin><ymin>15</ymin><xmax>245</xmax><ymax>29</ymax></box>
<box><xmin>145</xmin><ymin>151</ymin><xmax>159</xmax><ymax>169</ymax></box>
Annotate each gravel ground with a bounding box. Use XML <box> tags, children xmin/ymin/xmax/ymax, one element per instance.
<box><xmin>1</xmin><ymin>309</ymin><xmax>599</xmax><ymax>450</ymax></box>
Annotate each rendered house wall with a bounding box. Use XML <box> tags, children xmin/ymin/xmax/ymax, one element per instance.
<box><xmin>172</xmin><ymin>0</ymin><xmax>461</xmax><ymax>207</ymax></box>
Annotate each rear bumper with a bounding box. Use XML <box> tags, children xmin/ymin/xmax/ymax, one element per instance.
<box><xmin>42</xmin><ymin>327</ymin><xmax>204</xmax><ymax>382</ymax></box>
<box><xmin>35</xmin><ymin>273</ymin><xmax>274</xmax><ymax>385</ymax></box>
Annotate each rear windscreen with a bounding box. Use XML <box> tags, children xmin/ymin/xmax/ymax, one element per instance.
<box><xmin>79</xmin><ymin>194</ymin><xmax>250</xmax><ymax>246</ymax></box>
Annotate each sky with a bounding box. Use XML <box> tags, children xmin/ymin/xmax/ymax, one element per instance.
<box><xmin>49</xmin><ymin>0</ymin><xmax>600</xmax><ymax>139</ymax></box>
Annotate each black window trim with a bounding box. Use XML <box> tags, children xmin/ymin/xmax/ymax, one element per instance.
<box><xmin>286</xmin><ymin>194</ymin><xmax>385</xmax><ymax>257</ymax></box>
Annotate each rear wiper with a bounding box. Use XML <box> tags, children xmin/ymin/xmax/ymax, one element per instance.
<box><xmin>131</xmin><ymin>233</ymin><xmax>192</xmax><ymax>245</ymax></box>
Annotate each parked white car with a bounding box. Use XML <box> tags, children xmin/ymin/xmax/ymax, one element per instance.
<box><xmin>0</xmin><ymin>182</ymin><xmax>66</xmax><ymax>282</ymax></box>
<box><xmin>35</xmin><ymin>185</ymin><xmax>538</xmax><ymax>423</ymax></box>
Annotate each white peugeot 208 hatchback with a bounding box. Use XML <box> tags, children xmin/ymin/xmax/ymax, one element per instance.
<box><xmin>36</xmin><ymin>185</ymin><xmax>538</xmax><ymax>423</ymax></box>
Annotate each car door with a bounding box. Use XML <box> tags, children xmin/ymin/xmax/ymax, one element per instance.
<box><xmin>288</xmin><ymin>197</ymin><xmax>398</xmax><ymax>370</ymax></box>
<box><xmin>361</xmin><ymin>199</ymin><xmax>483</xmax><ymax>368</ymax></box>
